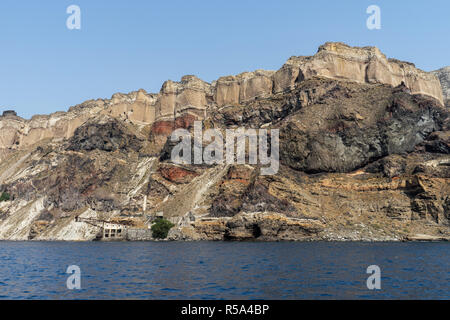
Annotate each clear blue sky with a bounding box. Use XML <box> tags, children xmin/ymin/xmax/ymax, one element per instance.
<box><xmin>1</xmin><ymin>0</ymin><xmax>449</xmax><ymax>119</ymax></box>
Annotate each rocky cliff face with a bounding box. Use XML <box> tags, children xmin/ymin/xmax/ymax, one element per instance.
<box><xmin>0</xmin><ymin>42</ymin><xmax>448</xmax><ymax>241</ymax></box>
<box><xmin>432</xmin><ymin>66</ymin><xmax>450</xmax><ymax>105</ymax></box>
<box><xmin>0</xmin><ymin>42</ymin><xmax>444</xmax><ymax>159</ymax></box>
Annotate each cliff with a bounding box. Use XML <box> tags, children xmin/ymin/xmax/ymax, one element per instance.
<box><xmin>432</xmin><ymin>66</ymin><xmax>450</xmax><ymax>105</ymax></box>
<box><xmin>0</xmin><ymin>42</ymin><xmax>448</xmax><ymax>241</ymax></box>
<box><xmin>0</xmin><ymin>42</ymin><xmax>444</xmax><ymax>159</ymax></box>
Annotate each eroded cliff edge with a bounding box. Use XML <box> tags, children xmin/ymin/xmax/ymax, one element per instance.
<box><xmin>432</xmin><ymin>66</ymin><xmax>450</xmax><ymax>105</ymax></box>
<box><xmin>0</xmin><ymin>42</ymin><xmax>444</xmax><ymax>157</ymax></box>
<box><xmin>0</xmin><ymin>42</ymin><xmax>448</xmax><ymax>241</ymax></box>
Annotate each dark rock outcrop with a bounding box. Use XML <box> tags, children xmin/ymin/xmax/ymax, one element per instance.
<box><xmin>67</xmin><ymin>116</ymin><xmax>143</xmax><ymax>152</ymax></box>
<box><xmin>279</xmin><ymin>81</ymin><xmax>447</xmax><ymax>173</ymax></box>
<box><xmin>1</xmin><ymin>110</ymin><xmax>17</xmax><ymax>117</ymax></box>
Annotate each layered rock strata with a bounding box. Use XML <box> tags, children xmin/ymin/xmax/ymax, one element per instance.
<box><xmin>0</xmin><ymin>42</ymin><xmax>448</xmax><ymax>241</ymax></box>
<box><xmin>0</xmin><ymin>43</ymin><xmax>444</xmax><ymax>160</ymax></box>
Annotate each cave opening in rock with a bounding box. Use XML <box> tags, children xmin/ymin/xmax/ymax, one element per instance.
<box><xmin>252</xmin><ymin>224</ymin><xmax>262</xmax><ymax>238</ymax></box>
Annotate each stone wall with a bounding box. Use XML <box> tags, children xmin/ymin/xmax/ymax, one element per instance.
<box><xmin>126</xmin><ymin>228</ymin><xmax>153</xmax><ymax>241</ymax></box>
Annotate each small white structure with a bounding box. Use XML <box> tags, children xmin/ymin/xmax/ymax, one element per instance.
<box><xmin>102</xmin><ymin>223</ymin><xmax>125</xmax><ymax>240</ymax></box>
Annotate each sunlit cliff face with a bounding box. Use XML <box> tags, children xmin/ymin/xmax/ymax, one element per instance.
<box><xmin>0</xmin><ymin>43</ymin><xmax>448</xmax><ymax>242</ymax></box>
<box><xmin>0</xmin><ymin>42</ymin><xmax>444</xmax><ymax>160</ymax></box>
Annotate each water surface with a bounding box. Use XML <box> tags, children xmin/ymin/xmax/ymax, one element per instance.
<box><xmin>0</xmin><ymin>241</ymin><xmax>448</xmax><ymax>299</ymax></box>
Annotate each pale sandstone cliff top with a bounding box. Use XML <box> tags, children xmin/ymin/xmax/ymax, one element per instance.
<box><xmin>0</xmin><ymin>42</ymin><xmax>446</xmax><ymax>153</ymax></box>
<box><xmin>3</xmin><ymin>42</ymin><xmax>445</xmax><ymax>122</ymax></box>
<box><xmin>282</xmin><ymin>42</ymin><xmax>443</xmax><ymax>104</ymax></box>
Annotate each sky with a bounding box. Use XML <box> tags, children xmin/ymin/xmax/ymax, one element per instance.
<box><xmin>0</xmin><ymin>0</ymin><xmax>449</xmax><ymax>119</ymax></box>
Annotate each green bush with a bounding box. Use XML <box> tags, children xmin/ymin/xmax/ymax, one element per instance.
<box><xmin>151</xmin><ymin>218</ymin><xmax>175</xmax><ymax>239</ymax></box>
<box><xmin>0</xmin><ymin>192</ymin><xmax>10</xmax><ymax>202</ymax></box>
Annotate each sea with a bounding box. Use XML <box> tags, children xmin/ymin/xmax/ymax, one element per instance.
<box><xmin>0</xmin><ymin>241</ymin><xmax>448</xmax><ymax>299</ymax></box>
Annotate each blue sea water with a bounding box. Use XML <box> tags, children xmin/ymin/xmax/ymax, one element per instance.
<box><xmin>0</xmin><ymin>241</ymin><xmax>448</xmax><ymax>300</ymax></box>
